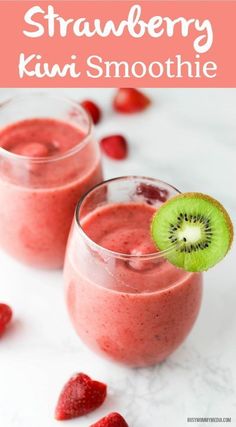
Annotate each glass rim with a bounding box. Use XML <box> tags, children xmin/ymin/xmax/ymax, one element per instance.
<box><xmin>75</xmin><ymin>175</ymin><xmax>181</xmax><ymax>261</ymax></box>
<box><xmin>0</xmin><ymin>92</ymin><xmax>93</xmax><ymax>164</ymax></box>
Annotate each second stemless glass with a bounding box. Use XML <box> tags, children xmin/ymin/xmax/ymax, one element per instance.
<box><xmin>0</xmin><ymin>93</ymin><xmax>103</xmax><ymax>269</ymax></box>
<box><xmin>64</xmin><ymin>177</ymin><xmax>203</xmax><ymax>367</ymax></box>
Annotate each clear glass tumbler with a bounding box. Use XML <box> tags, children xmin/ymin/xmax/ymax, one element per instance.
<box><xmin>64</xmin><ymin>177</ymin><xmax>203</xmax><ymax>367</ymax></box>
<box><xmin>0</xmin><ymin>93</ymin><xmax>103</xmax><ymax>268</ymax></box>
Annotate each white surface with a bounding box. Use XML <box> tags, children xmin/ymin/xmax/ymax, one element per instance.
<box><xmin>0</xmin><ymin>88</ymin><xmax>236</xmax><ymax>427</ymax></box>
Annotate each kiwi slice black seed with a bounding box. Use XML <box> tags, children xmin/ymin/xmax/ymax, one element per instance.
<box><xmin>151</xmin><ymin>192</ymin><xmax>233</xmax><ymax>272</ymax></box>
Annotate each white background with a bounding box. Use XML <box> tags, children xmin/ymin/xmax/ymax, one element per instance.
<box><xmin>0</xmin><ymin>88</ymin><xmax>236</xmax><ymax>427</ymax></box>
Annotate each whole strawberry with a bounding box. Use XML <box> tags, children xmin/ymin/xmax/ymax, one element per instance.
<box><xmin>90</xmin><ymin>412</ymin><xmax>129</xmax><ymax>427</ymax></box>
<box><xmin>81</xmin><ymin>100</ymin><xmax>102</xmax><ymax>125</ymax></box>
<box><xmin>100</xmin><ymin>135</ymin><xmax>128</xmax><ymax>160</ymax></box>
<box><xmin>113</xmin><ymin>88</ymin><xmax>151</xmax><ymax>114</ymax></box>
<box><xmin>55</xmin><ymin>373</ymin><xmax>107</xmax><ymax>420</ymax></box>
<box><xmin>0</xmin><ymin>303</ymin><xmax>12</xmax><ymax>336</ymax></box>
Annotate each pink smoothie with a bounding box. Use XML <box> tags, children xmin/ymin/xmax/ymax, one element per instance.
<box><xmin>0</xmin><ymin>118</ymin><xmax>102</xmax><ymax>268</ymax></box>
<box><xmin>64</xmin><ymin>203</ymin><xmax>203</xmax><ymax>367</ymax></box>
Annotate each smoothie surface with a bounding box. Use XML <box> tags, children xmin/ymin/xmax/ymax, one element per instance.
<box><xmin>81</xmin><ymin>202</ymin><xmax>157</xmax><ymax>256</ymax></box>
<box><xmin>0</xmin><ymin>118</ymin><xmax>85</xmax><ymax>158</ymax></box>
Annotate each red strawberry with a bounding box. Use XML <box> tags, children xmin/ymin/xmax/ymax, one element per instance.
<box><xmin>55</xmin><ymin>373</ymin><xmax>107</xmax><ymax>420</ymax></box>
<box><xmin>136</xmin><ymin>183</ymin><xmax>169</xmax><ymax>204</ymax></box>
<box><xmin>90</xmin><ymin>412</ymin><xmax>129</xmax><ymax>427</ymax></box>
<box><xmin>81</xmin><ymin>100</ymin><xmax>102</xmax><ymax>125</ymax></box>
<box><xmin>0</xmin><ymin>303</ymin><xmax>13</xmax><ymax>336</ymax></box>
<box><xmin>113</xmin><ymin>88</ymin><xmax>151</xmax><ymax>114</ymax></box>
<box><xmin>100</xmin><ymin>135</ymin><xmax>128</xmax><ymax>160</ymax></box>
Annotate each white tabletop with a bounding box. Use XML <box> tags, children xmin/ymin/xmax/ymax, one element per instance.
<box><xmin>0</xmin><ymin>88</ymin><xmax>236</xmax><ymax>427</ymax></box>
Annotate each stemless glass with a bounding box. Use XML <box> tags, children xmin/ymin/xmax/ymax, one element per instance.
<box><xmin>64</xmin><ymin>177</ymin><xmax>203</xmax><ymax>367</ymax></box>
<box><xmin>0</xmin><ymin>93</ymin><xmax>103</xmax><ymax>269</ymax></box>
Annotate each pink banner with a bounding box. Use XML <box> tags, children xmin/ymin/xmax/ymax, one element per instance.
<box><xmin>0</xmin><ymin>1</ymin><xmax>235</xmax><ymax>87</ymax></box>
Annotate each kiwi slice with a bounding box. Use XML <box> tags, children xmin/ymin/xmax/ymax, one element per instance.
<box><xmin>151</xmin><ymin>192</ymin><xmax>233</xmax><ymax>272</ymax></box>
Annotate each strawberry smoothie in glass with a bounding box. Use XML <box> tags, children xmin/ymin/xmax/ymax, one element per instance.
<box><xmin>0</xmin><ymin>93</ymin><xmax>103</xmax><ymax>269</ymax></box>
<box><xmin>64</xmin><ymin>177</ymin><xmax>203</xmax><ymax>367</ymax></box>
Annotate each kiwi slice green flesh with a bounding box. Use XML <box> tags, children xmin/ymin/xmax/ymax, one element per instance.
<box><xmin>151</xmin><ymin>192</ymin><xmax>233</xmax><ymax>272</ymax></box>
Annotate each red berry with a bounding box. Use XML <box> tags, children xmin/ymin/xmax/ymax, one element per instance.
<box><xmin>81</xmin><ymin>100</ymin><xmax>102</xmax><ymax>125</ymax></box>
<box><xmin>100</xmin><ymin>135</ymin><xmax>128</xmax><ymax>160</ymax></box>
<box><xmin>90</xmin><ymin>412</ymin><xmax>129</xmax><ymax>427</ymax></box>
<box><xmin>136</xmin><ymin>183</ymin><xmax>169</xmax><ymax>204</ymax></box>
<box><xmin>55</xmin><ymin>373</ymin><xmax>107</xmax><ymax>420</ymax></box>
<box><xmin>0</xmin><ymin>303</ymin><xmax>12</xmax><ymax>336</ymax></box>
<box><xmin>113</xmin><ymin>88</ymin><xmax>151</xmax><ymax>114</ymax></box>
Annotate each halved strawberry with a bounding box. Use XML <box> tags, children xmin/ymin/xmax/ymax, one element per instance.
<box><xmin>0</xmin><ymin>303</ymin><xmax>13</xmax><ymax>336</ymax></box>
<box><xmin>113</xmin><ymin>89</ymin><xmax>151</xmax><ymax>114</ymax></box>
<box><xmin>136</xmin><ymin>183</ymin><xmax>169</xmax><ymax>203</ymax></box>
<box><xmin>90</xmin><ymin>412</ymin><xmax>129</xmax><ymax>427</ymax></box>
<box><xmin>100</xmin><ymin>135</ymin><xmax>128</xmax><ymax>160</ymax></box>
<box><xmin>55</xmin><ymin>373</ymin><xmax>107</xmax><ymax>420</ymax></box>
<box><xmin>81</xmin><ymin>100</ymin><xmax>102</xmax><ymax>125</ymax></box>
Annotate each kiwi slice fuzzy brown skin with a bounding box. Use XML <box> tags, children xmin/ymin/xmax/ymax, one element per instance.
<box><xmin>151</xmin><ymin>192</ymin><xmax>234</xmax><ymax>272</ymax></box>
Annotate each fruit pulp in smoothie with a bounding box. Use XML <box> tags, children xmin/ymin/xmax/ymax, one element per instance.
<box><xmin>0</xmin><ymin>118</ymin><xmax>102</xmax><ymax>268</ymax></box>
<box><xmin>64</xmin><ymin>202</ymin><xmax>203</xmax><ymax>367</ymax></box>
